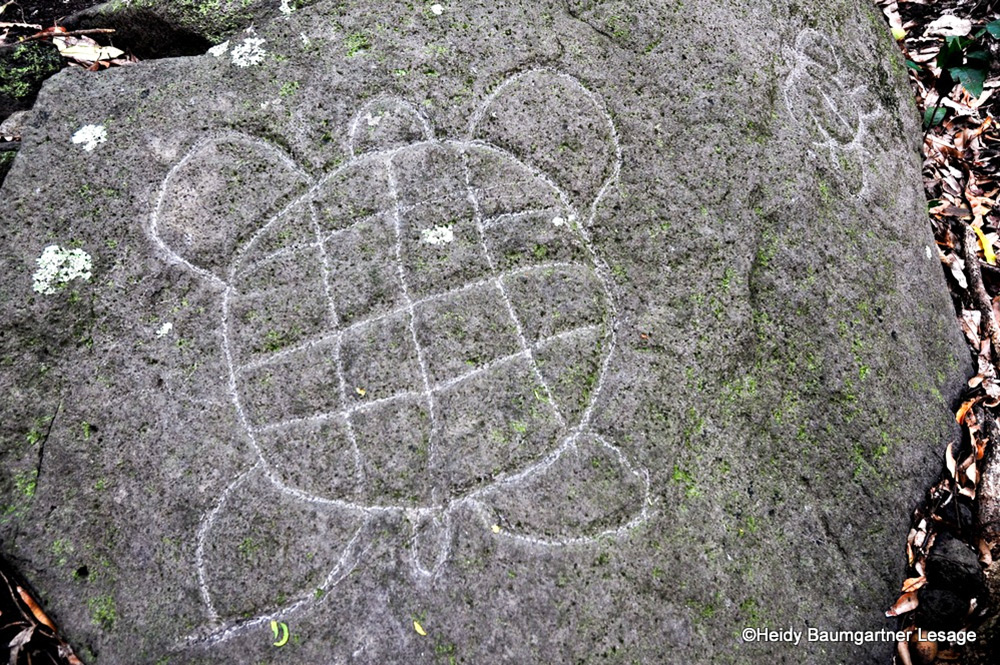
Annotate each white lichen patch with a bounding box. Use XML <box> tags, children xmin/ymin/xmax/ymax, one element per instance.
<box><xmin>208</xmin><ymin>41</ymin><xmax>230</xmax><ymax>57</ymax></box>
<box><xmin>71</xmin><ymin>124</ymin><xmax>107</xmax><ymax>152</ymax></box>
<box><xmin>279</xmin><ymin>0</ymin><xmax>295</xmax><ymax>15</ymax></box>
<box><xmin>231</xmin><ymin>37</ymin><xmax>267</xmax><ymax>67</ymax></box>
<box><xmin>552</xmin><ymin>216</ymin><xmax>565</xmax><ymax>227</ymax></box>
<box><xmin>156</xmin><ymin>322</ymin><xmax>174</xmax><ymax>338</ymax></box>
<box><xmin>430</xmin><ymin>3</ymin><xmax>444</xmax><ymax>15</ymax></box>
<box><xmin>32</xmin><ymin>245</ymin><xmax>93</xmax><ymax>295</ymax></box>
<box><xmin>420</xmin><ymin>225</ymin><xmax>454</xmax><ymax>245</ymax></box>
<box><xmin>925</xmin><ymin>245</ymin><xmax>933</xmax><ymax>260</ymax></box>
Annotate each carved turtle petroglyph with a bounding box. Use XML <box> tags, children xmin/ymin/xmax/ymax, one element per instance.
<box><xmin>150</xmin><ymin>69</ymin><xmax>650</xmax><ymax>642</ymax></box>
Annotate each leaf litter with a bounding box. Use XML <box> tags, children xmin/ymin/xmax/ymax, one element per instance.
<box><xmin>878</xmin><ymin>1</ymin><xmax>1000</xmax><ymax>664</ymax></box>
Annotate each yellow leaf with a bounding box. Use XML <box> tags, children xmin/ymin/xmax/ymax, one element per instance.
<box><xmin>891</xmin><ymin>27</ymin><xmax>906</xmax><ymax>40</ymax></box>
<box><xmin>974</xmin><ymin>224</ymin><xmax>996</xmax><ymax>264</ymax></box>
<box><xmin>356</xmin><ymin>387</ymin><xmax>366</xmax><ymax>396</ymax></box>
<box><xmin>413</xmin><ymin>620</ymin><xmax>427</xmax><ymax>636</ymax></box>
<box><xmin>491</xmin><ymin>524</ymin><xmax>501</xmax><ymax>534</ymax></box>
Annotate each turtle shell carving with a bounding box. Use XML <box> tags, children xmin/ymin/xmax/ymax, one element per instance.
<box><xmin>150</xmin><ymin>68</ymin><xmax>650</xmax><ymax>642</ymax></box>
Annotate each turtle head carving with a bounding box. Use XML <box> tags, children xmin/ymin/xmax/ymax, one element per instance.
<box><xmin>150</xmin><ymin>69</ymin><xmax>648</xmax><ymax>646</ymax></box>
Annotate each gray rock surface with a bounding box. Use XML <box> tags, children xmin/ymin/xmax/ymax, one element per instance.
<box><xmin>0</xmin><ymin>1</ymin><xmax>971</xmax><ymax>663</ymax></box>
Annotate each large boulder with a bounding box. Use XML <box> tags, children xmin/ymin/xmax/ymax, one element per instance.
<box><xmin>0</xmin><ymin>1</ymin><xmax>970</xmax><ymax>663</ymax></box>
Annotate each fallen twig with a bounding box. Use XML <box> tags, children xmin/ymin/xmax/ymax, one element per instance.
<box><xmin>962</xmin><ymin>221</ymin><xmax>1000</xmax><ymax>363</ymax></box>
<box><xmin>17</xmin><ymin>28</ymin><xmax>115</xmax><ymax>44</ymax></box>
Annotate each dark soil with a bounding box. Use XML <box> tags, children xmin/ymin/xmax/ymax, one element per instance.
<box><xmin>2</xmin><ymin>0</ymin><xmax>102</xmax><ymax>28</ymax></box>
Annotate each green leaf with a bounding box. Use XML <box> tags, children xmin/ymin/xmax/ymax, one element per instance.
<box><xmin>966</xmin><ymin>50</ymin><xmax>990</xmax><ymax>63</ymax></box>
<box><xmin>950</xmin><ymin>66</ymin><xmax>987</xmax><ymax>98</ymax></box>
<box><xmin>905</xmin><ymin>59</ymin><xmax>921</xmax><ymax>71</ymax></box>
<box><xmin>937</xmin><ymin>36</ymin><xmax>970</xmax><ymax>69</ymax></box>
<box><xmin>923</xmin><ymin>106</ymin><xmax>947</xmax><ymax>127</ymax></box>
<box><xmin>986</xmin><ymin>19</ymin><xmax>1000</xmax><ymax>38</ymax></box>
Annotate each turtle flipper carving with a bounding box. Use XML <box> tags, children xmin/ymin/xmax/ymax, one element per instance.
<box><xmin>149</xmin><ymin>68</ymin><xmax>649</xmax><ymax>648</ymax></box>
<box><xmin>460</xmin><ymin>69</ymin><xmax>649</xmax><ymax>544</ymax></box>
<box><xmin>195</xmin><ymin>465</ymin><xmax>370</xmax><ymax>624</ymax></box>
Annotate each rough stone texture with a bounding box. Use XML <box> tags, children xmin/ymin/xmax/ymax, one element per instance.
<box><xmin>0</xmin><ymin>1</ymin><xmax>972</xmax><ymax>663</ymax></box>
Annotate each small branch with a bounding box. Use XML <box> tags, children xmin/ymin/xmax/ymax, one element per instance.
<box><xmin>962</xmin><ymin>222</ymin><xmax>1000</xmax><ymax>361</ymax></box>
<box><xmin>0</xmin><ymin>21</ymin><xmax>41</xmax><ymax>29</ymax></box>
<box><xmin>979</xmin><ymin>260</ymin><xmax>1000</xmax><ymax>278</ymax></box>
<box><xmin>16</xmin><ymin>28</ymin><xmax>116</xmax><ymax>44</ymax></box>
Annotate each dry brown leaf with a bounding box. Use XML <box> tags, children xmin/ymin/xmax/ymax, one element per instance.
<box><xmin>941</xmin><ymin>251</ymin><xmax>968</xmax><ymax>288</ymax></box>
<box><xmin>946</xmin><ymin>441</ymin><xmax>957</xmax><ymax>479</ymax></box>
<box><xmin>902</xmin><ymin>575</ymin><xmax>926</xmax><ymax>592</ymax></box>
<box><xmin>17</xmin><ymin>585</ymin><xmax>55</xmax><ymax>630</ymax></box>
<box><xmin>886</xmin><ymin>591</ymin><xmax>919</xmax><ymax>617</ymax></box>
<box><xmin>977</xmin><ymin>538</ymin><xmax>993</xmax><ymax>566</ymax></box>
<box><xmin>965</xmin><ymin>462</ymin><xmax>978</xmax><ymax>486</ymax></box>
<box><xmin>926</xmin><ymin>15</ymin><xmax>972</xmax><ymax>37</ymax></box>
<box><xmin>955</xmin><ymin>397</ymin><xmax>979</xmax><ymax>424</ymax></box>
<box><xmin>984</xmin><ymin>378</ymin><xmax>1000</xmax><ymax>405</ymax></box>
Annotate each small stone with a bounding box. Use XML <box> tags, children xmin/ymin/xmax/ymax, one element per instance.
<box><xmin>430</xmin><ymin>3</ymin><xmax>444</xmax><ymax>15</ymax></box>
<box><xmin>916</xmin><ymin>587</ymin><xmax>970</xmax><ymax>631</ymax></box>
<box><xmin>0</xmin><ymin>110</ymin><xmax>30</xmax><ymax>139</ymax></box>
<box><xmin>925</xmin><ymin>534</ymin><xmax>986</xmax><ymax>599</ymax></box>
<box><xmin>909</xmin><ymin>637</ymin><xmax>938</xmax><ymax>665</ymax></box>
